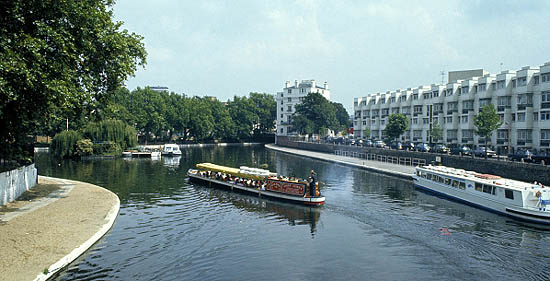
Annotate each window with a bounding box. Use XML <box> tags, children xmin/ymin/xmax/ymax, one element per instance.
<box><xmin>413</xmin><ymin>94</ymin><xmax>418</xmax><ymax>100</ymax></box>
<box><xmin>287</xmin><ymin>89</ymin><xmax>291</xmax><ymax>94</ymax></box>
<box><xmin>414</xmin><ymin>105</ymin><xmax>423</xmax><ymax>114</ymax></box>
<box><xmin>541</xmin><ymin>129</ymin><xmax>550</xmax><ymax>140</ymax></box>
<box><xmin>496</xmin><ymin>80</ymin><xmax>506</xmax><ymax>89</ymax></box>
<box><xmin>517</xmin><ymin>94</ymin><xmax>533</xmax><ymax>105</ymax></box>
<box><xmin>413</xmin><ymin>130</ymin><xmax>422</xmax><ymax>137</ymax></box>
<box><xmin>542</xmin><ymin>72</ymin><xmax>550</xmax><ymax>83</ymax></box>
<box><xmin>478</xmin><ymin>83</ymin><xmax>486</xmax><ymax>92</ymax></box>
<box><xmin>288</xmin><ymin>97</ymin><xmax>292</xmax><ymax>102</ymax></box>
<box><xmin>518</xmin><ymin>77</ymin><xmax>527</xmax><ymax>86</ymax></box>
<box><xmin>280</xmin><ymin>100</ymin><xmax>283</xmax><ymax>105</ymax></box>
<box><xmin>381</xmin><ymin>98</ymin><xmax>386</xmax><ymax>104</ymax></box>
<box><xmin>362</xmin><ymin>121</ymin><xmax>367</xmax><ymax>126</ymax></box>
<box><xmin>462</xmin><ymin>86</ymin><xmax>469</xmax><ymax>94</ymax></box>
<box><xmin>462</xmin><ymin>100</ymin><xmax>474</xmax><ymax>110</ymax></box>
<box><xmin>413</xmin><ymin>118</ymin><xmax>418</xmax><ymax>124</ymax></box>
<box><xmin>512</xmin><ymin>79</ymin><xmax>517</xmax><ymax>88</ymax></box>
<box><xmin>517</xmin><ymin>129</ymin><xmax>532</xmax><ymax>142</ymax></box>
<box><xmin>497</xmin><ymin>130</ymin><xmax>508</xmax><ymax>139</ymax></box>
<box><xmin>475</xmin><ymin>182</ymin><xmax>483</xmax><ymax>192</ymax></box>
<box><xmin>462</xmin><ymin>130</ymin><xmax>473</xmax><ymax>139</ymax></box>
<box><xmin>280</xmin><ymin>128</ymin><xmax>284</xmax><ymax>133</ymax></box>
<box><xmin>281</xmin><ymin>93</ymin><xmax>284</xmax><ymax>97</ymax></box>
<box><xmin>445</xmin><ymin>89</ymin><xmax>453</xmax><ymax>96</ymax></box>
<box><xmin>534</xmin><ymin>112</ymin><xmax>539</xmax><ymax>121</ymax></box>
<box><xmin>542</xmin><ymin>91</ymin><xmax>550</xmax><ymax>108</ymax></box>
<box><xmin>459</xmin><ymin>182</ymin><xmax>466</xmax><ymax>190</ymax></box>
<box><xmin>400</xmin><ymin>95</ymin><xmax>407</xmax><ymax>102</ymax></box>
<box><xmin>433</xmin><ymin>90</ymin><xmax>439</xmax><ymax>97</ymax></box>
<box><xmin>381</xmin><ymin>119</ymin><xmax>385</xmax><ymax>125</ymax></box>
<box><xmin>280</xmin><ymin>107</ymin><xmax>283</xmax><ymax>112</ymax></box>
<box><xmin>517</xmin><ymin>113</ymin><xmax>525</xmax><ymax>122</ymax></box>
<box><xmin>447</xmin><ymin>129</ymin><xmax>457</xmax><ymax>139</ymax></box>
<box><xmin>445</xmin><ymin>178</ymin><xmax>451</xmax><ymax>185</ymax></box>
<box><xmin>447</xmin><ymin>102</ymin><xmax>458</xmax><ymax>111</ymax></box>
<box><xmin>390</xmin><ymin>97</ymin><xmax>396</xmax><ymax>103</ymax></box>
<box><xmin>423</xmin><ymin>118</ymin><xmax>429</xmax><ymax>124</ymax></box>
<box><xmin>535</xmin><ymin>76</ymin><xmax>540</xmax><ymax>85</ymax></box>
<box><xmin>423</xmin><ymin>92</ymin><xmax>432</xmax><ymax>99</ymax></box>
<box><xmin>402</xmin><ymin>107</ymin><xmax>410</xmax><ymax>114</ymax></box>
<box><xmin>446</xmin><ymin>116</ymin><xmax>452</xmax><ymax>123</ymax></box>
<box><xmin>505</xmin><ymin>189</ymin><xmax>514</xmax><ymax>200</ymax></box>
<box><xmin>541</xmin><ymin>111</ymin><xmax>550</xmax><ymax>120</ymax></box>
<box><xmin>461</xmin><ymin>115</ymin><xmax>468</xmax><ymax>123</ymax></box>
<box><xmin>497</xmin><ymin>96</ymin><xmax>511</xmax><ymax>107</ymax></box>
<box><xmin>287</xmin><ymin>105</ymin><xmax>292</xmax><ymax>112</ymax></box>
<box><xmin>280</xmin><ymin>114</ymin><xmax>283</xmax><ymax>118</ymax></box>
<box><xmin>479</xmin><ymin>98</ymin><xmax>491</xmax><ymax>108</ymax></box>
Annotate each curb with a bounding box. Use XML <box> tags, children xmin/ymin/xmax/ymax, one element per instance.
<box><xmin>265</xmin><ymin>144</ymin><xmax>413</xmax><ymax>180</ymax></box>
<box><xmin>32</xmin><ymin>177</ymin><xmax>120</xmax><ymax>281</ymax></box>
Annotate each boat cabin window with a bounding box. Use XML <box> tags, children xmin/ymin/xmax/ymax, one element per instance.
<box><xmin>459</xmin><ymin>182</ymin><xmax>465</xmax><ymax>190</ymax></box>
<box><xmin>427</xmin><ymin>173</ymin><xmax>432</xmax><ymax>180</ymax></box>
<box><xmin>445</xmin><ymin>178</ymin><xmax>451</xmax><ymax>185</ymax></box>
<box><xmin>438</xmin><ymin>176</ymin><xmax>444</xmax><ymax>183</ymax></box>
<box><xmin>475</xmin><ymin>182</ymin><xmax>496</xmax><ymax>195</ymax></box>
<box><xmin>475</xmin><ymin>183</ymin><xmax>483</xmax><ymax>192</ymax></box>
<box><xmin>505</xmin><ymin>189</ymin><xmax>514</xmax><ymax>200</ymax></box>
<box><xmin>452</xmin><ymin>180</ymin><xmax>458</xmax><ymax>188</ymax></box>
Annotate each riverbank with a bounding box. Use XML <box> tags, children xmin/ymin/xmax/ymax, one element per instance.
<box><xmin>265</xmin><ymin>144</ymin><xmax>414</xmax><ymax>180</ymax></box>
<box><xmin>0</xmin><ymin>176</ymin><xmax>120</xmax><ymax>281</ymax></box>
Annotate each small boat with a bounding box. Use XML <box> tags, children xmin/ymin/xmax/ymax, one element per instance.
<box><xmin>162</xmin><ymin>144</ymin><xmax>182</xmax><ymax>156</ymax></box>
<box><xmin>131</xmin><ymin>147</ymin><xmax>161</xmax><ymax>158</ymax></box>
<box><xmin>413</xmin><ymin>165</ymin><xmax>550</xmax><ymax>224</ymax></box>
<box><xmin>187</xmin><ymin>163</ymin><xmax>325</xmax><ymax>206</ymax></box>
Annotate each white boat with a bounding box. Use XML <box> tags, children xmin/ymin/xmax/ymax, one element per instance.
<box><xmin>131</xmin><ymin>147</ymin><xmax>161</xmax><ymax>158</ymax></box>
<box><xmin>162</xmin><ymin>144</ymin><xmax>182</xmax><ymax>156</ymax></box>
<box><xmin>413</xmin><ymin>165</ymin><xmax>550</xmax><ymax>224</ymax></box>
<box><xmin>187</xmin><ymin>163</ymin><xmax>325</xmax><ymax>206</ymax></box>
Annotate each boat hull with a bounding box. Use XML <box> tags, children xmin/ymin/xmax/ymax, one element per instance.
<box><xmin>188</xmin><ymin>172</ymin><xmax>325</xmax><ymax>206</ymax></box>
<box><xmin>413</xmin><ymin>176</ymin><xmax>550</xmax><ymax>225</ymax></box>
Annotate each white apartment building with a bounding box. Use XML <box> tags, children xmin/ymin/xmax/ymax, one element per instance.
<box><xmin>276</xmin><ymin>80</ymin><xmax>330</xmax><ymax>135</ymax></box>
<box><xmin>353</xmin><ymin>62</ymin><xmax>550</xmax><ymax>154</ymax></box>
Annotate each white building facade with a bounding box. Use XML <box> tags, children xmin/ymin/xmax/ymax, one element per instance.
<box><xmin>276</xmin><ymin>80</ymin><xmax>330</xmax><ymax>136</ymax></box>
<box><xmin>353</xmin><ymin>62</ymin><xmax>550</xmax><ymax>154</ymax></box>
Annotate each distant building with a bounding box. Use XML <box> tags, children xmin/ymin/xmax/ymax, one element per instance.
<box><xmin>353</xmin><ymin>62</ymin><xmax>550</xmax><ymax>154</ymax></box>
<box><xmin>150</xmin><ymin>86</ymin><xmax>169</xmax><ymax>92</ymax></box>
<box><xmin>276</xmin><ymin>80</ymin><xmax>330</xmax><ymax>136</ymax></box>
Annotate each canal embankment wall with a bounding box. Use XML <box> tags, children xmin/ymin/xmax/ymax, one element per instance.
<box><xmin>0</xmin><ymin>164</ymin><xmax>38</xmax><ymax>205</ymax></box>
<box><xmin>275</xmin><ymin>136</ymin><xmax>550</xmax><ymax>185</ymax></box>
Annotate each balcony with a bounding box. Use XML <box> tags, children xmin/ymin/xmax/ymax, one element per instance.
<box><xmin>541</xmin><ymin>141</ymin><xmax>550</xmax><ymax>147</ymax></box>
<box><xmin>517</xmin><ymin>104</ymin><xmax>533</xmax><ymax>111</ymax></box>
<box><xmin>461</xmin><ymin>138</ymin><xmax>473</xmax><ymax>143</ymax></box>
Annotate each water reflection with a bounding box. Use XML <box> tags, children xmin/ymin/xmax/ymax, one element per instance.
<box><xmin>162</xmin><ymin>156</ymin><xmax>181</xmax><ymax>168</ymax></box>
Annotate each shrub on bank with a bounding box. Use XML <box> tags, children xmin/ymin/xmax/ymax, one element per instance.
<box><xmin>51</xmin><ymin>130</ymin><xmax>82</xmax><ymax>158</ymax></box>
<box><xmin>75</xmin><ymin>139</ymin><xmax>94</xmax><ymax>156</ymax></box>
<box><xmin>92</xmin><ymin>142</ymin><xmax>121</xmax><ymax>156</ymax></box>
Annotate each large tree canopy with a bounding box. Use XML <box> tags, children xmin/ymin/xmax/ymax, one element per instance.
<box><xmin>292</xmin><ymin>93</ymin><xmax>349</xmax><ymax>135</ymax></box>
<box><xmin>384</xmin><ymin>113</ymin><xmax>409</xmax><ymax>141</ymax></box>
<box><xmin>0</xmin><ymin>0</ymin><xmax>147</xmax><ymax>162</ymax></box>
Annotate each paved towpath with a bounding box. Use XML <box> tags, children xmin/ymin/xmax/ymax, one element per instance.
<box><xmin>265</xmin><ymin>144</ymin><xmax>415</xmax><ymax>180</ymax></box>
<box><xmin>0</xmin><ymin>176</ymin><xmax>119</xmax><ymax>281</ymax></box>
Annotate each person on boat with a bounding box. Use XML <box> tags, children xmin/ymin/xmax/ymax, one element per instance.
<box><xmin>309</xmin><ymin>170</ymin><xmax>317</xmax><ymax>197</ymax></box>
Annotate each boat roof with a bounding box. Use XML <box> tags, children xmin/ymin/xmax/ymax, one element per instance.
<box><xmin>417</xmin><ymin>165</ymin><xmax>543</xmax><ymax>192</ymax></box>
<box><xmin>164</xmin><ymin>144</ymin><xmax>179</xmax><ymax>148</ymax></box>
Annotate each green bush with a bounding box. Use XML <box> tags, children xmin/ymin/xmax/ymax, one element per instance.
<box><xmin>83</xmin><ymin>120</ymin><xmax>137</xmax><ymax>150</ymax></box>
<box><xmin>51</xmin><ymin>130</ymin><xmax>82</xmax><ymax>158</ymax></box>
<box><xmin>75</xmin><ymin>139</ymin><xmax>94</xmax><ymax>156</ymax></box>
<box><xmin>92</xmin><ymin>142</ymin><xmax>121</xmax><ymax>156</ymax></box>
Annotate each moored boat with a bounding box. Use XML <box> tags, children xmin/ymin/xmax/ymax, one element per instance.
<box><xmin>413</xmin><ymin>165</ymin><xmax>550</xmax><ymax>224</ymax></box>
<box><xmin>187</xmin><ymin>163</ymin><xmax>325</xmax><ymax>206</ymax></box>
<box><xmin>162</xmin><ymin>144</ymin><xmax>182</xmax><ymax>156</ymax></box>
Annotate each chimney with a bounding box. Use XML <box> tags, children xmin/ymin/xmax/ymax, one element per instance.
<box><xmin>294</xmin><ymin>80</ymin><xmax>298</xmax><ymax>87</ymax></box>
<box><xmin>324</xmin><ymin>82</ymin><xmax>328</xmax><ymax>90</ymax></box>
<box><xmin>311</xmin><ymin>80</ymin><xmax>316</xmax><ymax>88</ymax></box>
<box><xmin>285</xmin><ymin>81</ymin><xmax>290</xmax><ymax>88</ymax></box>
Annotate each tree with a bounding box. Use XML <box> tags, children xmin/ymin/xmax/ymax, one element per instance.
<box><xmin>248</xmin><ymin>93</ymin><xmax>276</xmax><ymax>135</ymax></box>
<box><xmin>384</xmin><ymin>114</ymin><xmax>409</xmax><ymax>141</ymax></box>
<box><xmin>430</xmin><ymin>123</ymin><xmax>443</xmax><ymax>143</ymax></box>
<box><xmin>1</xmin><ymin>0</ymin><xmax>146</xmax><ymax>163</ymax></box>
<box><xmin>331</xmin><ymin>102</ymin><xmax>351</xmax><ymax>133</ymax></box>
<box><xmin>293</xmin><ymin>93</ymin><xmax>338</xmax><ymax>135</ymax></box>
<box><xmin>474</xmin><ymin>104</ymin><xmax>503</xmax><ymax>158</ymax></box>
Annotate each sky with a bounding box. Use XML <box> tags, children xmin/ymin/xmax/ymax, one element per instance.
<box><xmin>113</xmin><ymin>0</ymin><xmax>550</xmax><ymax>112</ymax></box>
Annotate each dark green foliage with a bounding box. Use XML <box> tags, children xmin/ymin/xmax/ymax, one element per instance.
<box><xmin>51</xmin><ymin>130</ymin><xmax>82</xmax><ymax>158</ymax></box>
<box><xmin>83</xmin><ymin>119</ymin><xmax>136</xmax><ymax>150</ymax></box>
<box><xmin>1</xmin><ymin>0</ymin><xmax>146</xmax><ymax>164</ymax></box>
<box><xmin>430</xmin><ymin>123</ymin><xmax>443</xmax><ymax>141</ymax></box>
<box><xmin>293</xmin><ymin>93</ymin><xmax>349</xmax><ymax>135</ymax></box>
<box><xmin>75</xmin><ymin>139</ymin><xmax>94</xmax><ymax>156</ymax></box>
<box><xmin>474</xmin><ymin>104</ymin><xmax>503</xmax><ymax>157</ymax></box>
<box><xmin>92</xmin><ymin>142</ymin><xmax>121</xmax><ymax>156</ymax></box>
<box><xmin>384</xmin><ymin>114</ymin><xmax>409</xmax><ymax>141</ymax></box>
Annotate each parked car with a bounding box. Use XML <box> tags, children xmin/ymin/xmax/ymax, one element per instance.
<box><xmin>403</xmin><ymin>141</ymin><xmax>415</xmax><ymax>151</ymax></box>
<box><xmin>507</xmin><ymin>150</ymin><xmax>534</xmax><ymax>162</ymax></box>
<box><xmin>433</xmin><ymin>144</ymin><xmax>449</xmax><ymax>154</ymax></box>
<box><xmin>374</xmin><ymin>140</ymin><xmax>386</xmax><ymax>148</ymax></box>
<box><xmin>450</xmin><ymin>146</ymin><xmax>472</xmax><ymax>156</ymax></box>
<box><xmin>390</xmin><ymin>141</ymin><xmax>403</xmax><ymax>150</ymax></box>
<box><xmin>532</xmin><ymin>152</ymin><xmax>550</xmax><ymax>165</ymax></box>
<box><xmin>416</xmin><ymin>143</ymin><xmax>430</xmax><ymax>152</ymax></box>
<box><xmin>364</xmin><ymin>140</ymin><xmax>374</xmax><ymax>147</ymax></box>
<box><xmin>473</xmin><ymin>146</ymin><xmax>497</xmax><ymax>158</ymax></box>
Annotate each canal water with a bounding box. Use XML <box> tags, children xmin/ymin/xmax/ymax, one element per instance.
<box><xmin>35</xmin><ymin>145</ymin><xmax>550</xmax><ymax>281</ymax></box>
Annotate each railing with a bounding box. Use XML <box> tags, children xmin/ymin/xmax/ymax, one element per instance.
<box><xmin>334</xmin><ymin>150</ymin><xmax>426</xmax><ymax>167</ymax></box>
